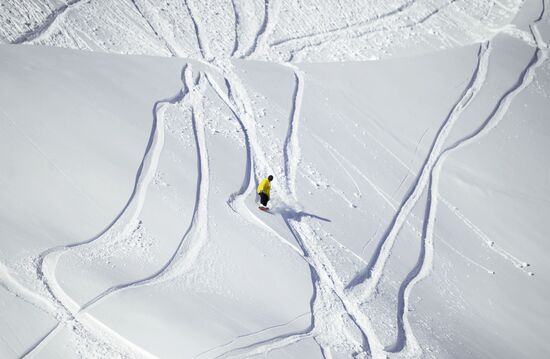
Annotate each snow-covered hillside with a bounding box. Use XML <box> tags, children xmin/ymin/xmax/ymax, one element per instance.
<box><xmin>1</xmin><ymin>0</ymin><xmax>549</xmax><ymax>358</ymax></box>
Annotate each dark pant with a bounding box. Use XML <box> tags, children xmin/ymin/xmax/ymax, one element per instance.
<box><xmin>259</xmin><ymin>193</ymin><xmax>269</xmax><ymax>206</ymax></box>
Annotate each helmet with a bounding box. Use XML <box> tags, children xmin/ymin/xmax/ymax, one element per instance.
<box><xmin>268</xmin><ymin>175</ymin><xmax>273</xmax><ymax>181</ymax></box>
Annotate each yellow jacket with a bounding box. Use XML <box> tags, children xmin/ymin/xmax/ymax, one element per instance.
<box><xmin>257</xmin><ymin>178</ymin><xmax>271</xmax><ymax>196</ymax></box>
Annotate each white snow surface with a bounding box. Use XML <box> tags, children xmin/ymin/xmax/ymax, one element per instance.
<box><xmin>0</xmin><ymin>0</ymin><xmax>549</xmax><ymax>358</ymax></box>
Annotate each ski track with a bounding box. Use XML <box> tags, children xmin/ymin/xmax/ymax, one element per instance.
<box><xmin>229</xmin><ymin>0</ymin><xmax>240</xmax><ymax>57</ymax></box>
<box><xmin>278</xmin><ymin>64</ymin><xmax>381</xmax><ymax>354</ymax></box>
<box><xmin>439</xmin><ymin>237</ymin><xmax>495</xmax><ymax>274</ymax></box>
<box><xmin>315</xmin><ymin>336</ymin><xmax>330</xmax><ymax>359</ymax></box>
<box><xmin>184</xmin><ymin>0</ymin><xmax>210</xmax><ymax>61</ymax></box>
<box><xmin>17</xmin><ymin>64</ymin><xmax>193</xmax><ymax>357</ymax></box>
<box><xmin>282</xmin><ymin>64</ymin><xmax>304</xmax><ymax>200</ymax></box>
<box><xmin>28</xmin><ymin>66</ymin><xmax>210</xmax><ymax>358</ymax></box>
<box><xmin>312</xmin><ymin>134</ymin><xmax>393</xmax><ymax>204</ymax></box>
<box><xmin>384</xmin><ymin>41</ymin><xmax>492</xmax><ymax>351</ymax></box>
<box><xmin>129</xmin><ymin>0</ymin><xmax>178</xmax><ymax>56</ymax></box>
<box><xmin>220</xmin><ymin>331</ymin><xmax>313</xmax><ymax>359</ymax></box>
<box><xmin>284</xmin><ymin>216</ymin><xmax>384</xmax><ymax>357</ymax></box>
<box><xmin>311</xmin><ymin>103</ymin><xmax>526</xmax><ymax>279</ymax></box>
<box><xmin>203</xmin><ymin>63</ymin><xmax>327</xmax><ymax>357</ymax></box>
<box><xmin>440</xmin><ymin>197</ymin><xmax>531</xmax><ymax>274</ymax></box>
<box><xmin>240</xmin><ymin>0</ymin><xmax>271</xmax><ymax>59</ymax></box>
<box><xmin>270</xmin><ymin>0</ymin><xmax>419</xmax><ymax>47</ymax></box>
<box><xmin>0</xmin><ymin>261</ymin><xmax>57</xmax><ymax>318</ymax></box>
<box><xmin>204</xmin><ymin>71</ymin><xmax>306</xmax><ymax>257</ymax></box>
<box><xmin>195</xmin><ymin>312</ymin><xmax>310</xmax><ymax>358</ymax></box>
<box><xmin>314</xmin><ymin>115</ymin><xmax>498</xmax><ymax>271</ymax></box>
<box><xmin>200</xmin><ymin>63</ymin><xmax>382</xmax><ymax>357</ymax></box>
<box><xmin>233</xmin><ymin>63</ymin><xmax>386</xmax><ymax>357</ymax></box>
<box><xmin>203</xmin><ymin>71</ymin><xmax>252</xmax><ymax>198</ymax></box>
<box><xmin>81</xmin><ymin>68</ymin><xmax>209</xmax><ymax>314</ymax></box>
<box><xmin>386</xmin><ymin>3</ymin><xmax>547</xmax><ymax>351</ymax></box>
<box><xmin>346</xmin><ymin>41</ymin><xmax>491</xmax><ymax>298</ymax></box>
<box><xmin>221</xmin><ymin>64</ymin><xmax>276</xmax><ymax>179</ymax></box>
<box><xmin>29</xmin><ymin>0</ymin><xmax>91</xmax><ymax>45</ymax></box>
<box><xmin>19</xmin><ymin>322</ymin><xmax>62</xmax><ymax>359</ymax></box>
<box><xmin>288</xmin><ymin>0</ymin><xmax>460</xmax><ymax>62</ymax></box>
<box><xmin>9</xmin><ymin>0</ymin><xmax>89</xmax><ymax>44</ymax></box>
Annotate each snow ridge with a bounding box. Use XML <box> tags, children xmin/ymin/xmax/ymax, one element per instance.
<box><xmin>282</xmin><ymin>64</ymin><xmax>304</xmax><ymax>200</ymax></box>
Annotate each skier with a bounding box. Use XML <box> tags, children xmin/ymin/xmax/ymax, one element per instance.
<box><xmin>257</xmin><ymin>175</ymin><xmax>273</xmax><ymax>210</ymax></box>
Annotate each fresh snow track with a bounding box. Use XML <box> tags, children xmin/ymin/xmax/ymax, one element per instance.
<box><xmin>194</xmin><ymin>312</ymin><xmax>310</xmax><ymax>358</ymax></box>
<box><xmin>386</xmin><ymin>2</ymin><xmax>548</xmax><ymax>351</ymax></box>
<box><xmin>204</xmin><ymin>73</ymin><xmax>251</xmax><ymax>203</ymax></box>
<box><xmin>282</xmin><ymin>64</ymin><xmax>304</xmax><ymax>200</ymax></box>
<box><xmin>18</xmin><ymin>323</ymin><xmax>61</xmax><ymax>359</ymax></box>
<box><xmin>219</xmin><ymin>331</ymin><xmax>313</xmax><ymax>359</ymax></box>
<box><xmin>346</xmin><ymin>41</ymin><xmax>491</xmax><ymax>298</ymax></box>
<box><xmin>81</xmin><ymin>66</ymin><xmax>209</xmax><ymax>313</ymax></box>
<box><xmin>193</xmin><ymin>64</ymin><xmax>319</xmax><ymax>358</ymax></box>
<box><xmin>440</xmin><ymin>197</ymin><xmax>531</xmax><ymax>274</ymax></box>
<box><xmin>198</xmin><ymin>63</ymin><xmax>381</xmax><ymax>357</ymax></box>
<box><xmin>221</xmin><ymin>64</ymin><xmax>388</xmax><ymax>358</ymax></box>
<box><xmin>19</xmin><ymin>64</ymin><xmax>192</xmax><ymax>358</ymax></box>
<box><xmin>429</xmin><ymin>1</ymin><xmax>547</xmax><ymax>277</ymax></box>
<box><xmin>394</xmin><ymin>10</ymin><xmax>548</xmax><ymax>350</ymax></box>
<box><xmin>377</xmin><ymin>41</ymin><xmax>492</xmax><ymax>355</ymax></box>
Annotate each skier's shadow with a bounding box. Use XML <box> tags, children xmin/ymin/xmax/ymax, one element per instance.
<box><xmin>274</xmin><ymin>206</ymin><xmax>331</xmax><ymax>223</ymax></box>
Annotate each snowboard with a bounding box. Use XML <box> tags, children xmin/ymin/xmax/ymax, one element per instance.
<box><xmin>258</xmin><ymin>206</ymin><xmax>270</xmax><ymax>212</ymax></box>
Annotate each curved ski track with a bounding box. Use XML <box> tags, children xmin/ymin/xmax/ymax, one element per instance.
<box><xmin>207</xmin><ymin>62</ymin><xmax>387</xmax><ymax>357</ymax></box>
<box><xmin>392</xmin><ymin>8</ymin><xmax>548</xmax><ymax>351</ymax></box>
<box><xmin>82</xmin><ymin>70</ymin><xmax>210</xmax><ymax>315</ymax></box>
<box><xmin>19</xmin><ymin>65</ymin><xmax>192</xmax><ymax>358</ymax></box>
<box><xmin>240</xmin><ymin>0</ymin><xmax>281</xmax><ymax>59</ymax></box>
<box><xmin>346</xmin><ymin>41</ymin><xmax>492</xmax><ymax>299</ymax></box>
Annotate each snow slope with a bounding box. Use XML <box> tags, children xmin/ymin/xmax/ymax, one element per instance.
<box><xmin>1</xmin><ymin>0</ymin><xmax>549</xmax><ymax>358</ymax></box>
